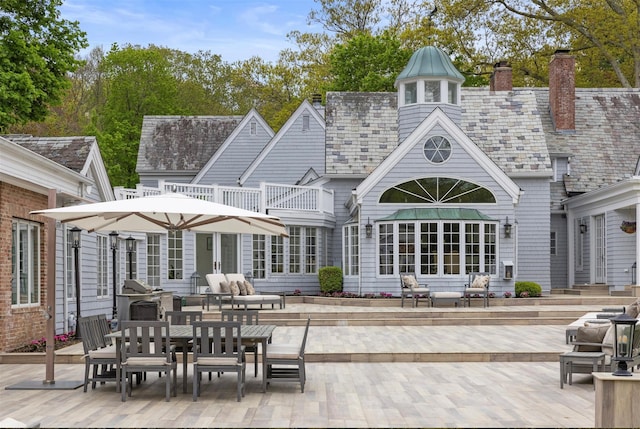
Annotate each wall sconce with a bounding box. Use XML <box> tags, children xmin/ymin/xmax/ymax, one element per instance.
<box><xmin>580</xmin><ymin>222</ymin><xmax>587</xmax><ymax>234</ymax></box>
<box><xmin>504</xmin><ymin>217</ymin><xmax>512</xmax><ymax>238</ymax></box>
<box><xmin>365</xmin><ymin>218</ymin><xmax>373</xmax><ymax>238</ymax></box>
<box><xmin>612</xmin><ymin>312</ymin><xmax>637</xmax><ymax>376</ymax></box>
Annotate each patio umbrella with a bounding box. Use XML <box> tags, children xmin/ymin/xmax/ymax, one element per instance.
<box><xmin>31</xmin><ymin>192</ymin><xmax>288</xmax><ymax>236</ymax></box>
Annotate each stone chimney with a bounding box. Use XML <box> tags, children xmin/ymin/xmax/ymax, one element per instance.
<box><xmin>548</xmin><ymin>49</ymin><xmax>575</xmax><ymax>131</ymax></box>
<box><xmin>490</xmin><ymin>61</ymin><xmax>512</xmax><ymax>91</ymax></box>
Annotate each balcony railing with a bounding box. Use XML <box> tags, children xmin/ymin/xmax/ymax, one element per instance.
<box><xmin>113</xmin><ymin>181</ymin><xmax>334</xmax><ymax>215</ymax></box>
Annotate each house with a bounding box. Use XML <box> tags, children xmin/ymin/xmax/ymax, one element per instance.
<box><xmin>0</xmin><ymin>135</ymin><xmax>113</xmax><ymax>351</ymax></box>
<box><xmin>116</xmin><ymin>46</ymin><xmax>640</xmax><ymax>304</ymax></box>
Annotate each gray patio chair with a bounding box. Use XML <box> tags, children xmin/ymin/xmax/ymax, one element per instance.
<box><xmin>120</xmin><ymin>320</ymin><xmax>177</xmax><ymax>402</ymax></box>
<box><xmin>400</xmin><ymin>273</ymin><xmax>430</xmax><ymax>307</ymax></box>
<box><xmin>221</xmin><ymin>310</ymin><xmax>260</xmax><ymax>377</ymax></box>
<box><xmin>79</xmin><ymin>315</ymin><xmax>118</xmax><ymax>392</ymax></box>
<box><xmin>192</xmin><ymin>321</ymin><xmax>246</xmax><ymax>402</ymax></box>
<box><xmin>266</xmin><ymin>316</ymin><xmax>310</xmax><ymax>393</ymax></box>
<box><xmin>464</xmin><ymin>272</ymin><xmax>490</xmax><ymax>307</ymax></box>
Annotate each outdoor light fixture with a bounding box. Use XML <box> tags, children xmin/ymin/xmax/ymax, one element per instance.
<box><xmin>109</xmin><ymin>231</ymin><xmax>119</xmax><ymax>320</ymax></box>
<box><xmin>125</xmin><ymin>236</ymin><xmax>135</xmax><ymax>280</ymax></box>
<box><xmin>612</xmin><ymin>312</ymin><xmax>637</xmax><ymax>376</ymax></box>
<box><xmin>580</xmin><ymin>222</ymin><xmax>587</xmax><ymax>234</ymax></box>
<box><xmin>504</xmin><ymin>217</ymin><xmax>512</xmax><ymax>238</ymax></box>
<box><xmin>70</xmin><ymin>227</ymin><xmax>82</xmax><ymax>338</ymax></box>
<box><xmin>365</xmin><ymin>218</ymin><xmax>373</xmax><ymax>238</ymax></box>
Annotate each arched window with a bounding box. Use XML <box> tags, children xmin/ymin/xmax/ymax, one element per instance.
<box><xmin>380</xmin><ymin>177</ymin><xmax>496</xmax><ymax>204</ymax></box>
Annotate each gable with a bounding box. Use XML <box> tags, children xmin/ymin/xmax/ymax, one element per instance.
<box><xmin>356</xmin><ymin>108</ymin><xmax>521</xmax><ymax>205</ymax></box>
<box><xmin>192</xmin><ymin>109</ymin><xmax>274</xmax><ymax>186</ymax></box>
<box><xmin>240</xmin><ymin>100</ymin><xmax>325</xmax><ymax>186</ymax></box>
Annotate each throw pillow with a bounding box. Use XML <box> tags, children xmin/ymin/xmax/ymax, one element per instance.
<box><xmin>244</xmin><ymin>281</ymin><xmax>255</xmax><ymax>295</ymax></box>
<box><xmin>402</xmin><ymin>275</ymin><xmax>418</xmax><ymax>289</ymax></box>
<box><xmin>229</xmin><ymin>280</ymin><xmax>240</xmax><ymax>296</ymax></box>
<box><xmin>237</xmin><ymin>280</ymin><xmax>247</xmax><ymax>295</ymax></box>
<box><xmin>471</xmin><ymin>275</ymin><xmax>489</xmax><ymax>289</ymax></box>
<box><xmin>575</xmin><ymin>325</ymin><xmax>609</xmax><ymax>352</ymax></box>
<box><xmin>625</xmin><ymin>300</ymin><xmax>640</xmax><ymax>319</ymax></box>
<box><xmin>220</xmin><ymin>280</ymin><xmax>231</xmax><ymax>294</ymax></box>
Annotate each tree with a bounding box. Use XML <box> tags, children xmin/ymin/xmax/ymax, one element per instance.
<box><xmin>0</xmin><ymin>0</ymin><xmax>87</xmax><ymax>131</ymax></box>
<box><xmin>326</xmin><ymin>32</ymin><xmax>413</xmax><ymax>91</ymax></box>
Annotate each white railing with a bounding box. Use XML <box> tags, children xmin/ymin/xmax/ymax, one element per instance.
<box><xmin>113</xmin><ymin>181</ymin><xmax>334</xmax><ymax>215</ymax></box>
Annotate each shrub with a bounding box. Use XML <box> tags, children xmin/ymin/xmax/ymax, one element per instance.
<box><xmin>318</xmin><ymin>266</ymin><xmax>343</xmax><ymax>294</ymax></box>
<box><xmin>503</xmin><ymin>291</ymin><xmax>512</xmax><ymax>298</ymax></box>
<box><xmin>515</xmin><ymin>281</ymin><xmax>542</xmax><ymax>297</ymax></box>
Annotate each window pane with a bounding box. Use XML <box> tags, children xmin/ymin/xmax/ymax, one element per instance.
<box><xmin>443</xmin><ymin>223</ymin><xmax>460</xmax><ymax>275</ymax></box>
<box><xmin>289</xmin><ymin>227</ymin><xmax>301</xmax><ymax>274</ymax></box>
<box><xmin>305</xmin><ymin>227</ymin><xmax>317</xmax><ymax>274</ymax></box>
<box><xmin>448</xmin><ymin>82</ymin><xmax>457</xmax><ymax>104</ymax></box>
<box><xmin>97</xmin><ymin>235</ymin><xmax>108</xmax><ymax>297</ymax></box>
<box><xmin>271</xmin><ymin>236</ymin><xmax>284</xmax><ymax>273</ymax></box>
<box><xmin>168</xmin><ymin>231</ymin><xmax>183</xmax><ymax>279</ymax></box>
<box><xmin>30</xmin><ymin>224</ymin><xmax>40</xmax><ymax>304</ymax></box>
<box><xmin>378</xmin><ymin>224</ymin><xmax>394</xmax><ymax>275</ymax></box>
<box><xmin>147</xmin><ymin>234</ymin><xmax>161</xmax><ymax>287</ymax></box>
<box><xmin>252</xmin><ymin>235</ymin><xmax>266</xmax><ymax>279</ymax></box>
<box><xmin>11</xmin><ymin>219</ymin><xmax>40</xmax><ymax>306</ymax></box>
<box><xmin>350</xmin><ymin>225</ymin><xmax>359</xmax><ymax>275</ymax></box>
<box><xmin>424</xmin><ymin>81</ymin><xmax>440</xmax><ymax>102</ymax></box>
<box><xmin>420</xmin><ymin>222</ymin><xmax>438</xmax><ymax>275</ymax></box>
<box><xmin>484</xmin><ymin>224</ymin><xmax>497</xmax><ymax>274</ymax></box>
<box><xmin>398</xmin><ymin>223</ymin><xmax>415</xmax><ymax>274</ymax></box>
<box><xmin>465</xmin><ymin>223</ymin><xmax>480</xmax><ymax>274</ymax></box>
<box><xmin>404</xmin><ymin>82</ymin><xmax>417</xmax><ymax>104</ymax></box>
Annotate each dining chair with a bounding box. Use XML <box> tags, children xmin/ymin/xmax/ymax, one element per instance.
<box><xmin>221</xmin><ymin>310</ymin><xmax>260</xmax><ymax>376</ymax></box>
<box><xmin>120</xmin><ymin>320</ymin><xmax>177</xmax><ymax>402</ymax></box>
<box><xmin>165</xmin><ymin>310</ymin><xmax>203</xmax><ymax>325</ymax></box>
<box><xmin>78</xmin><ymin>315</ymin><xmax>118</xmax><ymax>392</ymax></box>
<box><xmin>192</xmin><ymin>321</ymin><xmax>246</xmax><ymax>402</ymax></box>
<box><xmin>265</xmin><ymin>316</ymin><xmax>310</xmax><ymax>393</ymax></box>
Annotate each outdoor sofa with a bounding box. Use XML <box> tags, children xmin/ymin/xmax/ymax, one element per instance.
<box><xmin>203</xmin><ymin>273</ymin><xmax>284</xmax><ymax>310</ymax></box>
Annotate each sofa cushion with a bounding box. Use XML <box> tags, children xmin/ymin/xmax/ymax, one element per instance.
<box><xmin>205</xmin><ymin>273</ymin><xmax>226</xmax><ymax>294</ymax></box>
<box><xmin>244</xmin><ymin>281</ymin><xmax>255</xmax><ymax>295</ymax></box>
<box><xmin>575</xmin><ymin>325</ymin><xmax>609</xmax><ymax>352</ymax></box>
<box><xmin>602</xmin><ymin>324</ymin><xmax>615</xmax><ymax>356</ymax></box>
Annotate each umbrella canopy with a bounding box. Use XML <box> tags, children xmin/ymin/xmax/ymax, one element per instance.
<box><xmin>31</xmin><ymin>192</ymin><xmax>288</xmax><ymax>236</ymax></box>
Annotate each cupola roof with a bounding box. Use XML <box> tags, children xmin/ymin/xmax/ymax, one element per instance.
<box><xmin>395</xmin><ymin>46</ymin><xmax>464</xmax><ymax>84</ymax></box>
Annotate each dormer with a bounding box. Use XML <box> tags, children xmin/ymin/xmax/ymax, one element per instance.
<box><xmin>395</xmin><ymin>46</ymin><xmax>465</xmax><ymax>142</ymax></box>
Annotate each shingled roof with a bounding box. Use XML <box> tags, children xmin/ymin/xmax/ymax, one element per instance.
<box><xmin>137</xmin><ymin>116</ymin><xmax>243</xmax><ymax>174</ymax></box>
<box><xmin>4</xmin><ymin>135</ymin><xmax>94</xmax><ymax>173</ymax></box>
<box><xmin>532</xmin><ymin>88</ymin><xmax>640</xmax><ymax>195</ymax></box>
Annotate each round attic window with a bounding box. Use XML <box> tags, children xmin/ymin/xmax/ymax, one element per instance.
<box><xmin>423</xmin><ymin>136</ymin><xmax>451</xmax><ymax>163</ymax></box>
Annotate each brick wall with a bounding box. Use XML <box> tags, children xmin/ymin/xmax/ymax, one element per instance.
<box><xmin>0</xmin><ymin>182</ymin><xmax>49</xmax><ymax>352</ymax></box>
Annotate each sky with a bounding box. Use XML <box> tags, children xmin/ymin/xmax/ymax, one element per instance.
<box><xmin>59</xmin><ymin>0</ymin><xmax>322</xmax><ymax>63</ymax></box>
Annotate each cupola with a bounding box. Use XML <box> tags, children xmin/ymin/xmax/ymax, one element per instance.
<box><xmin>395</xmin><ymin>46</ymin><xmax>465</xmax><ymax>141</ymax></box>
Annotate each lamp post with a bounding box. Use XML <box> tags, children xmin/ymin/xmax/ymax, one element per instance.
<box><xmin>125</xmin><ymin>236</ymin><xmax>135</xmax><ymax>279</ymax></box>
<box><xmin>612</xmin><ymin>312</ymin><xmax>637</xmax><ymax>376</ymax></box>
<box><xmin>70</xmin><ymin>226</ymin><xmax>82</xmax><ymax>339</ymax></box>
<box><xmin>109</xmin><ymin>231</ymin><xmax>119</xmax><ymax>320</ymax></box>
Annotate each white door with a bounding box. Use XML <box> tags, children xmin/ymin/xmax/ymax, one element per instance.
<box><xmin>196</xmin><ymin>233</ymin><xmax>239</xmax><ymax>275</ymax></box>
<box><xmin>594</xmin><ymin>215</ymin><xmax>606</xmax><ymax>283</ymax></box>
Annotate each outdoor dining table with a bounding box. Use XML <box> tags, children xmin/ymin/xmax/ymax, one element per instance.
<box><xmin>106</xmin><ymin>324</ymin><xmax>277</xmax><ymax>394</ymax></box>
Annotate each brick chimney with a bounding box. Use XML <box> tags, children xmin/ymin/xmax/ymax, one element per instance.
<box><xmin>549</xmin><ymin>49</ymin><xmax>575</xmax><ymax>131</ymax></box>
<box><xmin>490</xmin><ymin>61</ymin><xmax>512</xmax><ymax>91</ymax></box>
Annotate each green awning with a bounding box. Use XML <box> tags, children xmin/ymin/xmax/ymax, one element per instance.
<box><xmin>378</xmin><ymin>208</ymin><xmax>495</xmax><ymax>221</ymax></box>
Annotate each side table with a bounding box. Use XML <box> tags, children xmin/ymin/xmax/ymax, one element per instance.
<box><xmin>559</xmin><ymin>351</ymin><xmax>606</xmax><ymax>389</ymax></box>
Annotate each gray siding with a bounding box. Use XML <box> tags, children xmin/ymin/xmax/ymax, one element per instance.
<box><xmin>243</xmin><ymin>109</ymin><xmax>325</xmax><ymax>187</ymax></box>
<box><xmin>398</xmin><ymin>104</ymin><xmax>462</xmax><ymax>142</ymax></box>
<box><xmin>513</xmin><ymin>177</ymin><xmax>551</xmax><ymax>293</ymax></box>
<box><xmin>196</xmin><ymin>120</ymin><xmax>272</xmax><ymax>186</ymax></box>
<box><xmin>607</xmin><ymin>210</ymin><xmax>636</xmax><ymax>290</ymax></box>
<box><xmin>550</xmin><ymin>213</ymin><xmax>568</xmax><ymax>289</ymax></box>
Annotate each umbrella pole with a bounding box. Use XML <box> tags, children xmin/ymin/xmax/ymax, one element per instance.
<box><xmin>44</xmin><ymin>189</ymin><xmax>56</xmax><ymax>383</ymax></box>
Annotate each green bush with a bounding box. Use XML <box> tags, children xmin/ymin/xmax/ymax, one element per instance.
<box><xmin>515</xmin><ymin>281</ymin><xmax>542</xmax><ymax>297</ymax></box>
<box><xmin>318</xmin><ymin>266</ymin><xmax>343</xmax><ymax>294</ymax></box>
